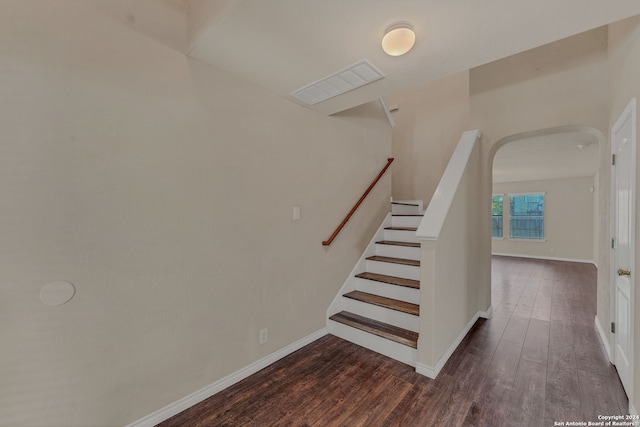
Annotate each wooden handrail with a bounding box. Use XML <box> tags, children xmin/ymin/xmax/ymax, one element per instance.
<box><xmin>322</xmin><ymin>158</ymin><xmax>394</xmax><ymax>246</ymax></box>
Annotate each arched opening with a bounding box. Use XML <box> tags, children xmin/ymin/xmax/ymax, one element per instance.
<box><xmin>489</xmin><ymin>125</ymin><xmax>603</xmax><ymax>263</ymax></box>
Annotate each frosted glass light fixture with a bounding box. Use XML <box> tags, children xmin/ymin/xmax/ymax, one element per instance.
<box><xmin>382</xmin><ymin>23</ymin><xmax>416</xmax><ymax>56</ymax></box>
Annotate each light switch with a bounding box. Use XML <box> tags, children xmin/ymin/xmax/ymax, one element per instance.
<box><xmin>293</xmin><ymin>206</ymin><xmax>301</xmax><ymax>220</ymax></box>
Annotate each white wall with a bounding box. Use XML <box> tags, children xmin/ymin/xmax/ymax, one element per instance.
<box><xmin>492</xmin><ymin>176</ymin><xmax>596</xmax><ymax>262</ymax></box>
<box><xmin>0</xmin><ymin>2</ymin><xmax>391</xmax><ymax>425</ymax></box>
<box><xmin>470</xmin><ymin>27</ymin><xmax>609</xmax><ymax>143</ymax></box>
<box><xmin>385</xmin><ymin>71</ymin><xmax>470</xmax><ymax>205</ymax></box>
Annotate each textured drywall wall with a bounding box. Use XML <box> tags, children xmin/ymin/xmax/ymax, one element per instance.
<box><xmin>0</xmin><ymin>1</ymin><xmax>391</xmax><ymax>425</ymax></box>
<box><xmin>385</xmin><ymin>71</ymin><xmax>470</xmax><ymax>205</ymax></box>
<box><xmin>470</xmin><ymin>27</ymin><xmax>609</xmax><ymax>143</ymax></box>
<box><xmin>492</xmin><ymin>176</ymin><xmax>596</xmax><ymax>262</ymax></box>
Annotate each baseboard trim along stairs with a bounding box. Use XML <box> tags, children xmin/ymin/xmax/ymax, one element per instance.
<box><xmin>416</xmin><ymin>306</ymin><xmax>493</xmax><ymax>379</ymax></box>
<box><xmin>327</xmin><ymin>200</ymin><xmax>423</xmax><ymax>367</ymax></box>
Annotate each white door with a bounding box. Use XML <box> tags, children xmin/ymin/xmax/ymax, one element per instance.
<box><xmin>612</xmin><ymin>98</ymin><xmax>636</xmax><ymax>399</ymax></box>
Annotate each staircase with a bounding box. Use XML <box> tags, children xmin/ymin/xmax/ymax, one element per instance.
<box><xmin>327</xmin><ymin>200</ymin><xmax>423</xmax><ymax>366</ymax></box>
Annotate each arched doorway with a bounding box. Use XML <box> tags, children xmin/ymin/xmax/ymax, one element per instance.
<box><xmin>490</xmin><ymin>125</ymin><xmax>602</xmax><ymax>263</ymax></box>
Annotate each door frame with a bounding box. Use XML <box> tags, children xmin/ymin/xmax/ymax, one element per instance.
<box><xmin>610</xmin><ymin>97</ymin><xmax>637</xmax><ymax>403</ymax></box>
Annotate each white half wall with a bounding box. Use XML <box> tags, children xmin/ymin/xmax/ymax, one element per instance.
<box><xmin>418</xmin><ymin>132</ymin><xmax>488</xmax><ymax>371</ymax></box>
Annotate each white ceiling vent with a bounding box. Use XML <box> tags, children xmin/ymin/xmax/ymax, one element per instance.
<box><xmin>290</xmin><ymin>60</ymin><xmax>385</xmax><ymax>105</ymax></box>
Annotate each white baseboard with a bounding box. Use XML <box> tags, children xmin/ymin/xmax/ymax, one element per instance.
<box><xmin>415</xmin><ymin>309</ymin><xmax>485</xmax><ymax>379</ymax></box>
<box><xmin>415</xmin><ymin>361</ymin><xmax>439</xmax><ymax>379</ymax></box>
<box><xmin>126</xmin><ymin>328</ymin><xmax>328</xmax><ymax>427</ymax></box>
<box><xmin>479</xmin><ymin>305</ymin><xmax>494</xmax><ymax>319</ymax></box>
<box><xmin>492</xmin><ymin>252</ymin><xmax>596</xmax><ymax>266</ymax></box>
<box><xmin>594</xmin><ymin>315</ymin><xmax>612</xmax><ymax>362</ymax></box>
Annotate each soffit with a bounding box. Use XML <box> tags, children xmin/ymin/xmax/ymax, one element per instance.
<box><xmin>187</xmin><ymin>0</ymin><xmax>640</xmax><ymax>115</ymax></box>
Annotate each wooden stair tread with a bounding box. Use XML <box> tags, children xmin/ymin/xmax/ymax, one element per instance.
<box><xmin>343</xmin><ymin>291</ymin><xmax>419</xmax><ymax>316</ymax></box>
<box><xmin>384</xmin><ymin>227</ymin><xmax>418</xmax><ymax>231</ymax></box>
<box><xmin>355</xmin><ymin>272</ymin><xmax>420</xmax><ymax>289</ymax></box>
<box><xmin>366</xmin><ymin>255</ymin><xmax>420</xmax><ymax>267</ymax></box>
<box><xmin>329</xmin><ymin>311</ymin><xmax>418</xmax><ymax>348</ymax></box>
<box><xmin>376</xmin><ymin>240</ymin><xmax>420</xmax><ymax>248</ymax></box>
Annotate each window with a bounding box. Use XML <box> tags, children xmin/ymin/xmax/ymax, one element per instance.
<box><xmin>491</xmin><ymin>195</ymin><xmax>503</xmax><ymax>238</ymax></box>
<box><xmin>510</xmin><ymin>193</ymin><xmax>544</xmax><ymax>239</ymax></box>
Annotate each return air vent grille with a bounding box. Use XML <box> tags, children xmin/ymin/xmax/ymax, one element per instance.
<box><xmin>290</xmin><ymin>60</ymin><xmax>385</xmax><ymax>106</ymax></box>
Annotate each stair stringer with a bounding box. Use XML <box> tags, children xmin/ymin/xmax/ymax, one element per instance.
<box><xmin>326</xmin><ymin>212</ymin><xmax>419</xmax><ymax>367</ymax></box>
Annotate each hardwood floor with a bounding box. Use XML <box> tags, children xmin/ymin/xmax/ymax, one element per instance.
<box><xmin>158</xmin><ymin>256</ymin><xmax>627</xmax><ymax>426</ymax></box>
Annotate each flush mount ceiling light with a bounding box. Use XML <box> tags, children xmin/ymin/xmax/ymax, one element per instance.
<box><xmin>382</xmin><ymin>23</ymin><xmax>416</xmax><ymax>56</ymax></box>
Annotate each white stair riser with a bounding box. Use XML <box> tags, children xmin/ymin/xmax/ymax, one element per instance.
<box><xmin>391</xmin><ymin>216</ymin><xmax>423</xmax><ymax>228</ymax></box>
<box><xmin>365</xmin><ymin>260</ymin><xmax>420</xmax><ymax>280</ymax></box>
<box><xmin>356</xmin><ymin>278</ymin><xmax>420</xmax><ymax>304</ymax></box>
<box><xmin>327</xmin><ymin>320</ymin><xmax>418</xmax><ymax>367</ymax></box>
<box><xmin>390</xmin><ymin>204</ymin><xmax>421</xmax><ymax>215</ymax></box>
<box><xmin>340</xmin><ymin>297</ymin><xmax>419</xmax><ymax>331</ymax></box>
<box><xmin>384</xmin><ymin>229</ymin><xmax>420</xmax><ymax>243</ymax></box>
<box><xmin>375</xmin><ymin>244</ymin><xmax>420</xmax><ymax>260</ymax></box>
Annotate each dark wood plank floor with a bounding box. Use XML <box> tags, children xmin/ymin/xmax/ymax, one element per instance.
<box><xmin>158</xmin><ymin>256</ymin><xmax>627</xmax><ymax>427</ymax></box>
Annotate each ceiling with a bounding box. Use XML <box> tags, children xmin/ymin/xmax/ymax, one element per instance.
<box><xmin>186</xmin><ymin>0</ymin><xmax>640</xmax><ymax>115</ymax></box>
<box><xmin>493</xmin><ymin>131</ymin><xmax>600</xmax><ymax>183</ymax></box>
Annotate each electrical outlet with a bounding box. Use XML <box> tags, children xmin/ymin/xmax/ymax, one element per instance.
<box><xmin>259</xmin><ymin>328</ymin><xmax>268</xmax><ymax>344</ymax></box>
